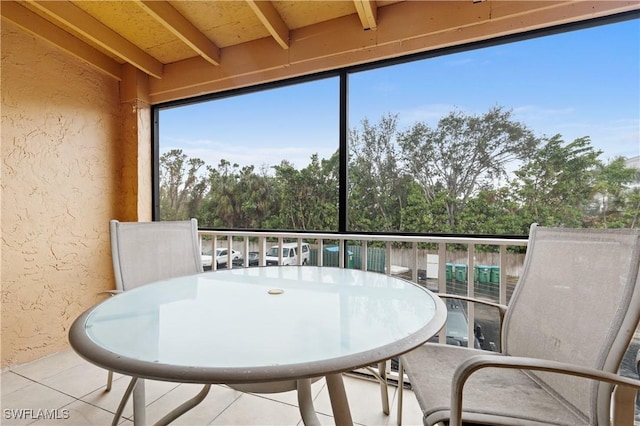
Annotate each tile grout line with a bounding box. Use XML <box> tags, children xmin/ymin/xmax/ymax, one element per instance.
<box><xmin>4</xmin><ymin>371</ymin><xmax>120</xmax><ymax>426</ymax></box>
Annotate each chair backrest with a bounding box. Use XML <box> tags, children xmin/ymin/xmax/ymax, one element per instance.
<box><xmin>110</xmin><ymin>219</ymin><xmax>203</xmax><ymax>291</ymax></box>
<box><xmin>503</xmin><ymin>224</ymin><xmax>640</xmax><ymax>423</ymax></box>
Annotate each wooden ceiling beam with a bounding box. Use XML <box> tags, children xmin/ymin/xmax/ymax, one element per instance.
<box><xmin>246</xmin><ymin>0</ymin><xmax>289</xmax><ymax>49</ymax></box>
<box><xmin>1</xmin><ymin>1</ymin><xmax>122</xmax><ymax>80</ymax></box>
<box><xmin>27</xmin><ymin>0</ymin><xmax>163</xmax><ymax>79</ymax></box>
<box><xmin>354</xmin><ymin>0</ymin><xmax>377</xmax><ymax>30</ymax></box>
<box><xmin>150</xmin><ymin>0</ymin><xmax>640</xmax><ymax>104</ymax></box>
<box><xmin>135</xmin><ymin>1</ymin><xmax>220</xmax><ymax>66</ymax></box>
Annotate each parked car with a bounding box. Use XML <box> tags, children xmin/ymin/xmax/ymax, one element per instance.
<box><xmin>265</xmin><ymin>243</ymin><xmax>310</xmax><ymax>266</ymax></box>
<box><xmin>232</xmin><ymin>251</ymin><xmax>260</xmax><ymax>267</ymax></box>
<box><xmin>201</xmin><ymin>247</ymin><xmax>241</xmax><ymax>270</ymax></box>
<box><xmin>430</xmin><ymin>298</ymin><xmax>484</xmax><ymax>349</ymax></box>
<box><xmin>247</xmin><ymin>251</ymin><xmax>259</xmax><ymax>266</ymax></box>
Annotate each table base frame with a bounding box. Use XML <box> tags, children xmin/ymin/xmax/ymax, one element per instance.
<box><xmin>115</xmin><ymin>374</ymin><xmax>356</xmax><ymax>426</ymax></box>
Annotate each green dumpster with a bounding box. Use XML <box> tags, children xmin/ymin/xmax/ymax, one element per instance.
<box><xmin>367</xmin><ymin>248</ymin><xmax>386</xmax><ymax>273</ymax></box>
<box><xmin>475</xmin><ymin>265</ymin><xmax>491</xmax><ymax>283</ymax></box>
<box><xmin>323</xmin><ymin>246</ymin><xmax>354</xmax><ymax>268</ymax></box>
<box><xmin>446</xmin><ymin>263</ymin><xmax>453</xmax><ymax>281</ymax></box>
<box><xmin>310</xmin><ymin>248</ymin><xmax>319</xmax><ymax>266</ymax></box>
<box><xmin>490</xmin><ymin>266</ymin><xmax>500</xmax><ymax>283</ymax></box>
<box><xmin>454</xmin><ymin>264</ymin><xmax>468</xmax><ymax>282</ymax></box>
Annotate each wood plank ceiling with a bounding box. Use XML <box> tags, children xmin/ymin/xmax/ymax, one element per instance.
<box><xmin>2</xmin><ymin>1</ymin><xmax>639</xmax><ymax>104</ymax></box>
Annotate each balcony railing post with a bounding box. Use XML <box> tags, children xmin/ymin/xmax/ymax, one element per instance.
<box><xmin>500</xmin><ymin>245</ymin><xmax>508</xmax><ymax>305</ymax></box>
<box><xmin>242</xmin><ymin>237</ymin><xmax>250</xmax><ymax>268</ymax></box>
<box><xmin>437</xmin><ymin>243</ymin><xmax>447</xmax><ymax>294</ymax></box>
<box><xmin>226</xmin><ymin>237</ymin><xmax>233</xmax><ymax>269</ymax></box>
<box><xmin>385</xmin><ymin>241</ymin><xmax>391</xmax><ymax>276</ymax></box>
<box><xmin>318</xmin><ymin>239</ymin><xmax>324</xmax><ymax>267</ymax></box>
<box><xmin>411</xmin><ymin>242</ymin><xmax>418</xmax><ymax>283</ymax></box>
<box><xmin>361</xmin><ymin>241</ymin><xmax>368</xmax><ymax>272</ymax></box>
<box><xmin>259</xmin><ymin>236</ymin><xmax>266</xmax><ymax>266</ymax></box>
<box><xmin>212</xmin><ymin>236</ymin><xmax>218</xmax><ymax>271</ymax></box>
<box><xmin>467</xmin><ymin>244</ymin><xmax>476</xmax><ymax>349</ymax></box>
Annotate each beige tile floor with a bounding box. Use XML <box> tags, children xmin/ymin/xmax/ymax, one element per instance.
<box><xmin>1</xmin><ymin>349</ymin><xmax>425</xmax><ymax>426</ymax></box>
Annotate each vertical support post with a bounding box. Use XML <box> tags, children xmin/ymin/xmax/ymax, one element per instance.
<box><xmin>412</xmin><ymin>242</ymin><xmax>418</xmax><ymax>283</ymax></box>
<box><xmin>212</xmin><ymin>236</ymin><xmax>218</xmax><ymax>270</ymax></box>
<box><xmin>438</xmin><ymin>243</ymin><xmax>447</xmax><ymax>293</ymax></box>
<box><xmin>226</xmin><ymin>236</ymin><xmax>233</xmax><ymax>269</ymax></box>
<box><xmin>362</xmin><ymin>240</ymin><xmax>368</xmax><ymax>271</ymax></box>
<box><xmin>500</xmin><ymin>245</ymin><xmax>508</xmax><ymax>305</ymax></box>
<box><xmin>385</xmin><ymin>241</ymin><xmax>391</xmax><ymax>275</ymax></box>
<box><xmin>242</xmin><ymin>237</ymin><xmax>250</xmax><ymax>267</ymax></box>
<box><xmin>467</xmin><ymin>244</ymin><xmax>476</xmax><ymax>349</ymax></box>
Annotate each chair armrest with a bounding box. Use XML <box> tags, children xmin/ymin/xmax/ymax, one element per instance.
<box><xmin>449</xmin><ymin>354</ymin><xmax>640</xmax><ymax>426</ymax></box>
<box><xmin>438</xmin><ymin>294</ymin><xmax>507</xmax><ymax>318</ymax></box>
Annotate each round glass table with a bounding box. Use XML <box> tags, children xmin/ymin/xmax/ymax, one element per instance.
<box><xmin>69</xmin><ymin>266</ymin><xmax>446</xmax><ymax>425</ymax></box>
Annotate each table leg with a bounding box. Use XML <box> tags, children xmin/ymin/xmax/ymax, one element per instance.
<box><xmin>112</xmin><ymin>377</ymin><xmax>138</xmax><ymax>426</ymax></box>
<box><xmin>155</xmin><ymin>384</ymin><xmax>211</xmax><ymax>426</ymax></box>
<box><xmin>296</xmin><ymin>379</ymin><xmax>321</xmax><ymax>426</ymax></box>
<box><xmin>325</xmin><ymin>374</ymin><xmax>353</xmax><ymax>426</ymax></box>
<box><xmin>378</xmin><ymin>361</ymin><xmax>390</xmax><ymax>415</ymax></box>
<box><xmin>133</xmin><ymin>378</ymin><xmax>146</xmax><ymax>426</ymax></box>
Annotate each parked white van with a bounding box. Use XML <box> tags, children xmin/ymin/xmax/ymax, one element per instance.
<box><xmin>265</xmin><ymin>242</ymin><xmax>310</xmax><ymax>266</ymax></box>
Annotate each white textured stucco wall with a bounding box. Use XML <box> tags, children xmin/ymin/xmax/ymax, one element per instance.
<box><xmin>1</xmin><ymin>21</ymin><xmax>123</xmax><ymax>367</ymax></box>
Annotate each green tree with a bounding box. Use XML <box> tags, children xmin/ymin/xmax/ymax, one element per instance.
<box><xmin>349</xmin><ymin>114</ymin><xmax>409</xmax><ymax>232</ymax></box>
<box><xmin>456</xmin><ymin>188</ymin><xmax>526</xmax><ymax>235</ymax></box>
<box><xmin>232</xmin><ymin>164</ymin><xmax>275</xmax><ymax>228</ymax></box>
<box><xmin>272</xmin><ymin>152</ymin><xmax>339</xmax><ymax>230</ymax></box>
<box><xmin>512</xmin><ymin>135</ymin><xmax>602</xmax><ymax>227</ymax></box>
<box><xmin>199</xmin><ymin>160</ymin><xmax>279</xmax><ymax>229</ymax></box>
<box><xmin>159</xmin><ymin>149</ymin><xmax>208</xmax><ymax>220</ymax></box>
<box><xmin>199</xmin><ymin>159</ymin><xmax>244</xmax><ymax>228</ymax></box>
<box><xmin>622</xmin><ymin>188</ymin><xmax>640</xmax><ymax>228</ymax></box>
<box><xmin>590</xmin><ymin>156</ymin><xmax>639</xmax><ymax>228</ymax></box>
<box><xmin>400</xmin><ymin>183</ymin><xmax>453</xmax><ymax>234</ymax></box>
<box><xmin>398</xmin><ymin>106</ymin><xmax>538</xmax><ymax>230</ymax></box>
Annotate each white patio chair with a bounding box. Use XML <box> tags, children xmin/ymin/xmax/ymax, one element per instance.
<box><xmin>104</xmin><ymin>219</ymin><xmax>203</xmax><ymax>390</ymax></box>
<box><xmin>398</xmin><ymin>224</ymin><xmax>640</xmax><ymax>426</ymax></box>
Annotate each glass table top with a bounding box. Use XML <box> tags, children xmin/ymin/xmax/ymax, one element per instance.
<box><xmin>78</xmin><ymin>266</ymin><xmax>443</xmax><ymax>378</ymax></box>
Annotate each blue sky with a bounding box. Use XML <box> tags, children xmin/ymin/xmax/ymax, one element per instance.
<box><xmin>160</xmin><ymin>18</ymin><xmax>639</xmax><ymax>172</ymax></box>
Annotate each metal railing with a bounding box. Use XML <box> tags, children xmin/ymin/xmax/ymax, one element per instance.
<box><xmin>198</xmin><ymin>229</ymin><xmax>529</xmax><ymax>352</ymax></box>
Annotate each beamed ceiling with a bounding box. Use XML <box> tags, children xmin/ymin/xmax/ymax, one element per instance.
<box><xmin>2</xmin><ymin>1</ymin><xmax>639</xmax><ymax>104</ymax></box>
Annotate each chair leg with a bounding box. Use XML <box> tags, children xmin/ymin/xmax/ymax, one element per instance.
<box><xmin>397</xmin><ymin>360</ymin><xmax>404</xmax><ymax>426</ymax></box>
<box><xmin>106</xmin><ymin>370</ymin><xmax>113</xmax><ymax>392</ymax></box>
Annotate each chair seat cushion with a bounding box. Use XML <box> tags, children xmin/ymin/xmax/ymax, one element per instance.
<box><xmin>401</xmin><ymin>343</ymin><xmax>588</xmax><ymax>426</ymax></box>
